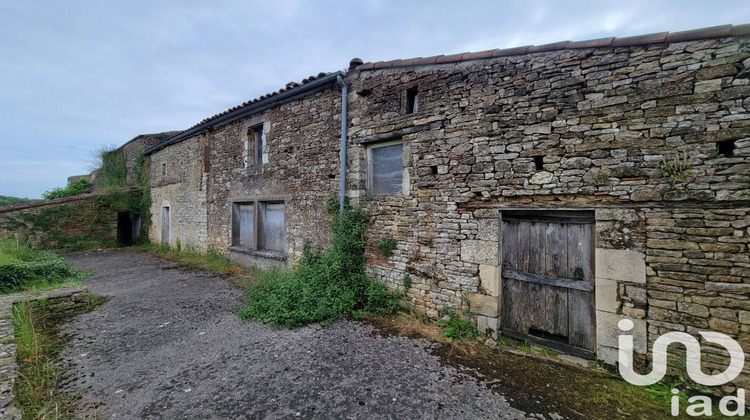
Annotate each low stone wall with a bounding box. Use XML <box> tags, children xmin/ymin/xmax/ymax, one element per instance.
<box><xmin>0</xmin><ymin>193</ymin><xmax>135</xmax><ymax>249</ymax></box>
<box><xmin>0</xmin><ymin>286</ymin><xmax>91</xmax><ymax>419</ymax></box>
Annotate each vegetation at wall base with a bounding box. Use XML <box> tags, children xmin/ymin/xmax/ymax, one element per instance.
<box><xmin>439</xmin><ymin>309</ymin><xmax>479</xmax><ymax>339</ymax></box>
<box><xmin>238</xmin><ymin>205</ymin><xmax>402</xmax><ymax>328</ymax></box>
<box><xmin>136</xmin><ymin>243</ymin><xmax>249</xmax><ymax>277</ymax></box>
<box><xmin>0</xmin><ymin>238</ymin><xmax>89</xmax><ymax>294</ymax></box>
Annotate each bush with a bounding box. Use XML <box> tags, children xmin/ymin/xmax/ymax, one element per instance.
<box><xmin>42</xmin><ymin>178</ymin><xmax>92</xmax><ymax>200</ymax></box>
<box><xmin>0</xmin><ymin>239</ymin><xmax>87</xmax><ymax>293</ymax></box>
<box><xmin>237</xmin><ymin>205</ymin><xmax>402</xmax><ymax>328</ymax></box>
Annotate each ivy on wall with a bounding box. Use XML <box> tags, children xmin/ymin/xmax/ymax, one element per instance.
<box><xmin>3</xmin><ymin>146</ymin><xmax>153</xmax><ymax>250</ymax></box>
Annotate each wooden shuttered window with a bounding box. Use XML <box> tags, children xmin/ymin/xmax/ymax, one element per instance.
<box><xmin>232</xmin><ymin>201</ymin><xmax>285</xmax><ymax>253</ymax></box>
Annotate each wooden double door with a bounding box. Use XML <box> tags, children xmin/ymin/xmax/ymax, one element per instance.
<box><xmin>500</xmin><ymin>211</ymin><xmax>595</xmax><ymax>357</ymax></box>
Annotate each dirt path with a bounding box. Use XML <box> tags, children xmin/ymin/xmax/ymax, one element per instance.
<box><xmin>61</xmin><ymin>250</ymin><xmax>538</xmax><ymax>419</ymax></box>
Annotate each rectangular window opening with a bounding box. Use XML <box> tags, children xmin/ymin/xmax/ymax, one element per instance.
<box><xmin>232</xmin><ymin>201</ymin><xmax>285</xmax><ymax>254</ymax></box>
<box><xmin>367</xmin><ymin>140</ymin><xmax>404</xmax><ymax>196</ymax></box>
<box><xmin>406</xmin><ymin>87</ymin><xmax>418</xmax><ymax>114</ymax></box>
<box><xmin>254</xmin><ymin>127</ymin><xmax>265</xmax><ymax>165</ymax></box>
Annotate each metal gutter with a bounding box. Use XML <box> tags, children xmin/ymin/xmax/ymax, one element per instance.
<box><xmin>336</xmin><ymin>75</ymin><xmax>348</xmax><ymax>212</ymax></box>
<box><xmin>144</xmin><ymin>71</ymin><xmax>343</xmax><ymax>155</ymax></box>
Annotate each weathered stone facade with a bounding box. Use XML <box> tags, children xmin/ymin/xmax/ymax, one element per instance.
<box><xmin>344</xmin><ymin>32</ymin><xmax>750</xmax><ymax>377</ymax></box>
<box><xmin>148</xmin><ymin>135</ymin><xmax>208</xmax><ymax>249</ymax></box>
<box><xmin>146</xmin><ymin>75</ymin><xmax>343</xmax><ymax>267</ymax></box>
<box><xmin>69</xmin><ymin>132</ymin><xmax>177</xmax><ymax>189</ymax></box>
<box><xmin>145</xmin><ymin>27</ymin><xmax>749</xmax><ymax>382</ymax></box>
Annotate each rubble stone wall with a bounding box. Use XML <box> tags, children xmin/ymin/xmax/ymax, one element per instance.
<box><xmin>345</xmin><ymin>35</ymin><xmax>750</xmax><ymax>374</ymax></box>
<box><xmin>202</xmin><ymin>85</ymin><xmax>342</xmax><ymax>266</ymax></box>
<box><xmin>148</xmin><ymin>137</ymin><xmax>208</xmax><ymax>249</ymax></box>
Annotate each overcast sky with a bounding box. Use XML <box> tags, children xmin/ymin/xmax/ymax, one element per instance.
<box><xmin>1</xmin><ymin>1</ymin><xmax>749</xmax><ymax>198</ymax></box>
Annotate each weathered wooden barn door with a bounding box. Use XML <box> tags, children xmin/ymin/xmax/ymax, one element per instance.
<box><xmin>500</xmin><ymin>211</ymin><xmax>595</xmax><ymax>357</ymax></box>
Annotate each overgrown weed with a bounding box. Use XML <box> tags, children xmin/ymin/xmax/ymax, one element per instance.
<box><xmin>237</xmin><ymin>205</ymin><xmax>402</xmax><ymax>328</ymax></box>
<box><xmin>439</xmin><ymin>309</ymin><xmax>479</xmax><ymax>339</ymax></box>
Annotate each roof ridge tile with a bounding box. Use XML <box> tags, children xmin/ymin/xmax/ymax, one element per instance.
<box><xmin>354</xmin><ymin>23</ymin><xmax>749</xmax><ymax>71</ymax></box>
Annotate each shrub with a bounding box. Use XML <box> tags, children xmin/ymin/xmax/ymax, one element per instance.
<box><xmin>42</xmin><ymin>178</ymin><xmax>92</xmax><ymax>200</ymax></box>
<box><xmin>238</xmin><ymin>205</ymin><xmax>402</xmax><ymax>328</ymax></box>
<box><xmin>97</xmin><ymin>147</ymin><xmax>128</xmax><ymax>190</ymax></box>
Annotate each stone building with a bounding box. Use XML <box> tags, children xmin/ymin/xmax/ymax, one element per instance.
<box><xmin>145</xmin><ymin>24</ymin><xmax>749</xmax><ymax>381</ymax></box>
<box><xmin>144</xmin><ymin>72</ymin><xmax>345</xmax><ymax>269</ymax></box>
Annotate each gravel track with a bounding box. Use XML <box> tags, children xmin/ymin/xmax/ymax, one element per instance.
<box><xmin>61</xmin><ymin>250</ymin><xmax>532</xmax><ymax>419</ymax></box>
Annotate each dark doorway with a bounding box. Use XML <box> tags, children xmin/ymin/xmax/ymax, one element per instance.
<box><xmin>117</xmin><ymin>213</ymin><xmax>141</xmax><ymax>245</ymax></box>
<box><xmin>117</xmin><ymin>212</ymin><xmax>133</xmax><ymax>245</ymax></box>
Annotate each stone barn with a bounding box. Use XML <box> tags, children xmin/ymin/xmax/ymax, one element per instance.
<box><xmin>144</xmin><ymin>24</ymin><xmax>750</xmax><ymax>384</ymax></box>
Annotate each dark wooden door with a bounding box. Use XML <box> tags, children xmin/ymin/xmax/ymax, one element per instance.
<box><xmin>500</xmin><ymin>211</ymin><xmax>595</xmax><ymax>357</ymax></box>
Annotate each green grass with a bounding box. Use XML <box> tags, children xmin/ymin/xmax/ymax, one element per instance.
<box><xmin>12</xmin><ymin>301</ymin><xmax>78</xmax><ymax>419</ymax></box>
<box><xmin>439</xmin><ymin>309</ymin><xmax>479</xmax><ymax>339</ymax></box>
<box><xmin>0</xmin><ymin>238</ymin><xmax>90</xmax><ymax>294</ymax></box>
<box><xmin>135</xmin><ymin>243</ymin><xmax>250</xmax><ymax>277</ymax></box>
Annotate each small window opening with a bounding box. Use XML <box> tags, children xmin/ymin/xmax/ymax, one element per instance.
<box><xmin>255</xmin><ymin>128</ymin><xmax>264</xmax><ymax>165</ymax></box>
<box><xmin>528</xmin><ymin>328</ymin><xmax>569</xmax><ymax>344</ymax></box>
<box><xmin>406</xmin><ymin>87</ymin><xmax>418</xmax><ymax>114</ymax></box>
<box><xmin>161</xmin><ymin>163</ymin><xmax>167</xmax><ymax>177</ymax></box>
<box><xmin>533</xmin><ymin>156</ymin><xmax>544</xmax><ymax>170</ymax></box>
<box><xmin>430</xmin><ymin>165</ymin><xmax>438</xmax><ymax>175</ymax></box>
<box><xmin>717</xmin><ymin>140</ymin><xmax>735</xmax><ymax>157</ymax></box>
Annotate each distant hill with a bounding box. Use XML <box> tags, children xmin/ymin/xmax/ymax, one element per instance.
<box><xmin>0</xmin><ymin>195</ymin><xmax>37</xmax><ymax>207</ymax></box>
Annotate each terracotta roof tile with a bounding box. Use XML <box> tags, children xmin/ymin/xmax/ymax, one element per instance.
<box><xmin>390</xmin><ymin>58</ymin><xmax>418</xmax><ymax>67</ymax></box>
<box><xmin>435</xmin><ymin>53</ymin><xmax>466</xmax><ymax>64</ymax></box>
<box><xmin>170</xmin><ymin>72</ymin><xmax>333</xmax><ymax>138</ymax></box>
<box><xmin>731</xmin><ymin>24</ymin><xmax>750</xmax><ymax>35</ymax></box>
<box><xmin>354</xmin><ymin>24</ymin><xmax>749</xmax><ymax>72</ymax></box>
<box><xmin>665</xmin><ymin>24</ymin><xmax>732</xmax><ymax>42</ymax></box>
<box><xmin>412</xmin><ymin>56</ymin><xmax>442</xmax><ymax>66</ymax></box>
<box><xmin>462</xmin><ymin>49</ymin><xmax>496</xmax><ymax>60</ymax></box>
<box><xmin>527</xmin><ymin>41</ymin><xmax>571</xmax><ymax>53</ymax></box>
<box><xmin>610</xmin><ymin>31</ymin><xmax>668</xmax><ymax>47</ymax></box>
<box><xmin>491</xmin><ymin>46</ymin><xmax>530</xmax><ymax>57</ymax></box>
<box><xmin>567</xmin><ymin>37</ymin><xmax>615</xmax><ymax>49</ymax></box>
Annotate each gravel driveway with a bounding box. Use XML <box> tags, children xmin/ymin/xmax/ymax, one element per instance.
<box><xmin>61</xmin><ymin>250</ymin><xmax>537</xmax><ymax>419</ymax></box>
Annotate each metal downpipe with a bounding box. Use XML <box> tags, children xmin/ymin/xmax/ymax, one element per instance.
<box><xmin>337</xmin><ymin>75</ymin><xmax>348</xmax><ymax>212</ymax></box>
